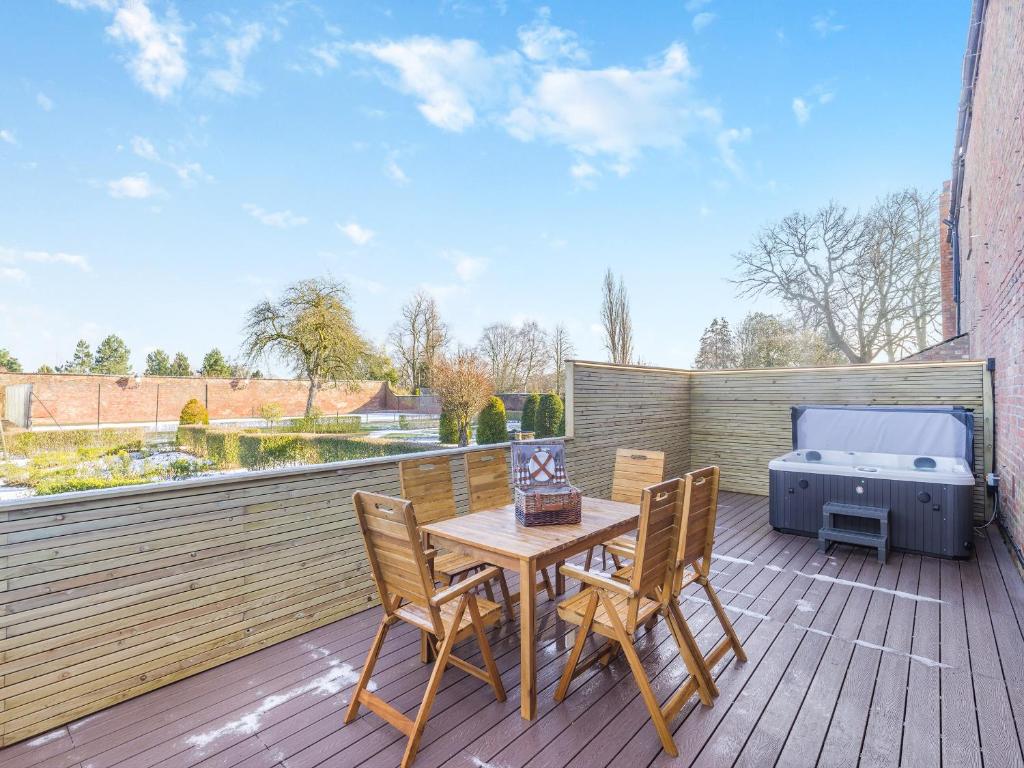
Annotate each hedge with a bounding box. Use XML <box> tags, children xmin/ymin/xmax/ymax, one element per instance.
<box><xmin>176</xmin><ymin>425</ymin><xmax>208</xmax><ymax>457</ymax></box>
<box><xmin>237</xmin><ymin>433</ymin><xmax>430</xmax><ymax>470</ymax></box>
<box><xmin>205</xmin><ymin>430</ymin><xmax>241</xmax><ymax>467</ymax></box>
<box><xmin>34</xmin><ymin>474</ymin><xmax>156</xmax><ymax>496</ymax></box>
<box><xmin>521</xmin><ymin>393</ymin><xmax>540</xmax><ymax>433</ymax></box>
<box><xmin>477</xmin><ymin>396</ymin><xmax>508</xmax><ymax>445</ymax></box>
<box><xmin>283</xmin><ymin>414</ymin><xmax>361</xmax><ymax>434</ymax></box>
<box><xmin>535</xmin><ymin>392</ymin><xmax>564</xmax><ymax>438</ymax></box>
<box><xmin>9</xmin><ymin>428</ymin><xmax>144</xmax><ymax>457</ymax></box>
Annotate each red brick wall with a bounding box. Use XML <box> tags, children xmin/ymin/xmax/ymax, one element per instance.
<box><xmin>955</xmin><ymin>0</ymin><xmax>1024</xmax><ymax>545</ymax></box>
<box><xmin>0</xmin><ymin>373</ymin><xmax>388</xmax><ymax>426</ymax></box>
<box><xmin>939</xmin><ymin>181</ymin><xmax>957</xmax><ymax>338</ymax></box>
<box><xmin>900</xmin><ymin>333</ymin><xmax>973</xmax><ymax>363</ymax></box>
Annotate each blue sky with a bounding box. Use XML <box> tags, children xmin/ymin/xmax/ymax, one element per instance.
<box><xmin>0</xmin><ymin>0</ymin><xmax>968</xmax><ymax>374</ymax></box>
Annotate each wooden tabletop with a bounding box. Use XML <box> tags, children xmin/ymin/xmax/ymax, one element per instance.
<box><xmin>420</xmin><ymin>496</ymin><xmax>639</xmax><ymax>564</ymax></box>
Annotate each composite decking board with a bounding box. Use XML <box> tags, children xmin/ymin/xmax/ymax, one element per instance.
<box><xmin>4</xmin><ymin>495</ymin><xmax>1024</xmax><ymax>768</ymax></box>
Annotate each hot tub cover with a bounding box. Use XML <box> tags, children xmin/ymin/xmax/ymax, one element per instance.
<box><xmin>790</xmin><ymin>405</ymin><xmax>974</xmax><ymax>468</ymax></box>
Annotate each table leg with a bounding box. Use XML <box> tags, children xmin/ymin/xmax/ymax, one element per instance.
<box><xmin>555</xmin><ymin>559</ymin><xmax>566</xmax><ymax>595</ymax></box>
<box><xmin>519</xmin><ymin>558</ymin><xmax>537</xmax><ymax>720</ymax></box>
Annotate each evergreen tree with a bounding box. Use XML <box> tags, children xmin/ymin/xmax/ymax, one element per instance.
<box><xmin>477</xmin><ymin>396</ymin><xmax>508</xmax><ymax>445</ymax></box>
<box><xmin>0</xmin><ymin>348</ymin><xmax>22</xmax><ymax>373</ymax></box>
<box><xmin>693</xmin><ymin>317</ymin><xmax>738</xmax><ymax>370</ymax></box>
<box><xmin>200</xmin><ymin>348</ymin><xmax>232</xmax><ymax>378</ymax></box>
<box><xmin>535</xmin><ymin>392</ymin><xmax>564</xmax><ymax>438</ymax></box>
<box><xmin>169</xmin><ymin>352</ymin><xmax>192</xmax><ymax>377</ymax></box>
<box><xmin>93</xmin><ymin>335</ymin><xmax>131</xmax><ymax>375</ymax></box>
<box><xmin>36</xmin><ymin>364</ymin><xmax>55</xmax><ymax>374</ymax></box>
<box><xmin>145</xmin><ymin>349</ymin><xmax>172</xmax><ymax>376</ymax></box>
<box><xmin>61</xmin><ymin>339</ymin><xmax>94</xmax><ymax>373</ymax></box>
<box><xmin>521</xmin><ymin>393</ymin><xmax>540</xmax><ymax>433</ymax></box>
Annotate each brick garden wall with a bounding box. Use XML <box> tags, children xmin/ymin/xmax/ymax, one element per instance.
<box><xmin>954</xmin><ymin>0</ymin><xmax>1024</xmax><ymax>546</ymax></box>
<box><xmin>0</xmin><ymin>372</ymin><xmax>388</xmax><ymax>427</ymax></box>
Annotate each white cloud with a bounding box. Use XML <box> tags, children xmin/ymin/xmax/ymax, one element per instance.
<box><xmin>716</xmin><ymin>126</ymin><xmax>750</xmax><ymax>176</ymax></box>
<box><xmin>344</xmin><ymin>273</ymin><xmax>385</xmax><ymax>295</ymax></box>
<box><xmin>792</xmin><ymin>97</ymin><xmax>810</xmax><ymax>124</ymax></box>
<box><xmin>0</xmin><ymin>246</ymin><xmax>91</xmax><ymax>274</ymax></box>
<box><xmin>306</xmin><ymin>41</ymin><xmax>345</xmax><ymax>75</ymax></box>
<box><xmin>443</xmin><ymin>250</ymin><xmax>487</xmax><ymax>282</ymax></box>
<box><xmin>812</xmin><ymin>12</ymin><xmax>845</xmax><ymax>37</ymax></box>
<box><xmin>243</xmin><ymin>204</ymin><xmax>308</xmax><ymax>228</ymax></box>
<box><xmin>350</xmin><ymin>37</ymin><xmax>519</xmax><ymax>132</ymax></box>
<box><xmin>698</xmin><ymin>204</ymin><xmax>711</xmax><ymax>217</ymax></box>
<box><xmin>692</xmin><ymin>12</ymin><xmax>716</xmax><ymax>33</ymax></box>
<box><xmin>206</xmin><ymin>23</ymin><xmax>263</xmax><ymax>95</ymax></box>
<box><xmin>0</xmin><ymin>266</ymin><xmax>28</xmax><ymax>282</ymax></box>
<box><xmin>0</xmin><ymin>129</ymin><xmax>15</xmax><ymax>145</ymax></box>
<box><xmin>107</xmin><ymin>173</ymin><xmax>160</xmax><ymax>199</ymax></box>
<box><xmin>505</xmin><ymin>43</ymin><xmax>704</xmax><ymax>170</ymax></box>
<box><xmin>384</xmin><ymin>157</ymin><xmax>410</xmax><ymax>185</ymax></box>
<box><xmin>105</xmin><ymin>1</ymin><xmax>188</xmax><ymax>100</ymax></box>
<box><xmin>130</xmin><ymin>135</ymin><xmax>211</xmax><ymax>184</ymax></box>
<box><xmin>570</xmin><ymin>160</ymin><xmax>598</xmax><ymax>181</ymax></box>
<box><xmin>36</xmin><ymin>92</ymin><xmax>55</xmax><ymax>111</ymax></box>
<box><xmin>338</xmin><ymin>221</ymin><xmax>375</xmax><ymax>245</ymax></box>
<box><xmin>517</xmin><ymin>7</ymin><xmax>588</xmax><ymax>64</ymax></box>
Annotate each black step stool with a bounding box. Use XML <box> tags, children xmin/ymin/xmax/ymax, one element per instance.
<box><xmin>819</xmin><ymin>502</ymin><xmax>890</xmax><ymax>564</ymax></box>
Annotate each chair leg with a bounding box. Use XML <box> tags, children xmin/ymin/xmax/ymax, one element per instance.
<box><xmin>582</xmin><ymin>548</ymin><xmax>594</xmax><ymax>593</ymax></box>
<box><xmin>468</xmin><ymin>594</ymin><xmax>506</xmax><ymax>701</ymax></box>
<box><xmin>667</xmin><ymin>599</ymin><xmax>717</xmax><ymax>703</ymax></box>
<box><xmin>345</xmin><ymin>615</ymin><xmax>391</xmax><ymax>723</ymax></box>
<box><xmin>701</xmin><ymin>578</ymin><xmax>747</xmax><ymax>663</ymax></box>
<box><xmin>420</xmin><ymin>630</ymin><xmax>432</xmax><ymax>663</ymax></box>
<box><xmin>482</xmin><ymin>579</ymin><xmax>496</xmax><ymax>603</ymax></box>
<box><xmin>496</xmin><ymin>569</ymin><xmax>515</xmax><ymax>623</ymax></box>
<box><xmin>599</xmin><ymin>640</ymin><xmax>620</xmax><ymax>667</ymax></box>
<box><xmin>600</xmin><ymin>593</ymin><xmax>678</xmax><ymax>758</ymax></box>
<box><xmin>554</xmin><ymin>590</ymin><xmax>598</xmax><ymax>702</ymax></box>
<box><xmin>539</xmin><ymin>568</ymin><xmax>555</xmax><ymax>602</ymax></box>
<box><xmin>402</xmin><ymin>600</ymin><xmax>465</xmax><ymax>768</ymax></box>
<box><xmin>610</xmin><ymin>552</ymin><xmax>623</xmax><ymax>571</ymax></box>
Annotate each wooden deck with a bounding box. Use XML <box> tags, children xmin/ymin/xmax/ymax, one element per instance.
<box><xmin>4</xmin><ymin>492</ymin><xmax>1024</xmax><ymax>768</ymax></box>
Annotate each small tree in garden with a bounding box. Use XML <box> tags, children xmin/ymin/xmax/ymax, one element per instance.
<box><xmin>477</xmin><ymin>396</ymin><xmax>508</xmax><ymax>445</ymax></box>
<box><xmin>521</xmin><ymin>393</ymin><xmax>540</xmax><ymax>433</ymax></box>
<box><xmin>535</xmin><ymin>392</ymin><xmax>564</xmax><ymax>438</ymax></box>
<box><xmin>431</xmin><ymin>350</ymin><xmax>492</xmax><ymax>447</ymax></box>
<box><xmin>179</xmin><ymin>398</ymin><xmax>209</xmax><ymax>425</ymax></box>
<box><xmin>0</xmin><ymin>348</ymin><xmax>23</xmax><ymax>373</ymax></box>
<box><xmin>258</xmin><ymin>402</ymin><xmax>283</xmax><ymax>427</ymax></box>
<box><xmin>438</xmin><ymin>410</ymin><xmax>460</xmax><ymax>444</ymax></box>
<box><xmin>169</xmin><ymin>352</ymin><xmax>192</xmax><ymax>376</ymax></box>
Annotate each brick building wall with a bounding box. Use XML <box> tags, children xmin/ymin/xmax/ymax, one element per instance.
<box><xmin>952</xmin><ymin>0</ymin><xmax>1024</xmax><ymax>547</ymax></box>
<box><xmin>900</xmin><ymin>333</ymin><xmax>973</xmax><ymax>363</ymax></box>
<box><xmin>939</xmin><ymin>181</ymin><xmax>957</xmax><ymax>339</ymax></box>
<box><xmin>0</xmin><ymin>372</ymin><xmax>388</xmax><ymax>427</ymax></box>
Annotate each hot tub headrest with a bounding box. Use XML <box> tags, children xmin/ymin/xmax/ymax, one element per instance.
<box><xmin>791</xmin><ymin>405</ymin><xmax>974</xmax><ymax>469</ymax></box>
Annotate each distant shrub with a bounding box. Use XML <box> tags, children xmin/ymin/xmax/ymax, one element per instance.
<box><xmin>558</xmin><ymin>407</ymin><xmax>565</xmax><ymax>436</ymax></box>
<box><xmin>521</xmin><ymin>393</ymin><xmax>540</xmax><ymax>433</ymax></box>
<box><xmin>34</xmin><ymin>475</ymin><xmax>153</xmax><ymax>496</ymax></box>
<box><xmin>9</xmin><ymin>428</ymin><xmax>143</xmax><ymax>457</ymax></box>
<box><xmin>237</xmin><ymin>433</ymin><xmax>429</xmax><ymax>470</ymax></box>
<box><xmin>258</xmin><ymin>402</ymin><xmax>284</xmax><ymax>427</ymax></box>
<box><xmin>205</xmin><ymin>430</ymin><xmax>241</xmax><ymax>467</ymax></box>
<box><xmin>438</xmin><ymin>411</ymin><xmax>461</xmax><ymax>444</ymax></box>
<box><xmin>179</xmin><ymin>398</ymin><xmax>209</xmax><ymax>425</ymax></box>
<box><xmin>535</xmin><ymin>392</ymin><xmax>564</xmax><ymax>438</ymax></box>
<box><xmin>285</xmin><ymin>409</ymin><xmax>361</xmax><ymax>434</ymax></box>
<box><xmin>176</xmin><ymin>425</ymin><xmax>208</xmax><ymax>457</ymax></box>
<box><xmin>477</xmin><ymin>397</ymin><xmax>508</xmax><ymax>445</ymax></box>
<box><xmin>168</xmin><ymin>458</ymin><xmax>202</xmax><ymax>479</ymax></box>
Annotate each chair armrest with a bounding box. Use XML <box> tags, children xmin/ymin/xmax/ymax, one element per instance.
<box><xmin>430</xmin><ymin>566</ymin><xmax>502</xmax><ymax>606</ymax></box>
<box><xmin>560</xmin><ymin>564</ymin><xmax>635</xmax><ymax>597</ymax></box>
<box><xmin>423</xmin><ymin>548</ymin><xmax>438</xmax><ymax>562</ymax></box>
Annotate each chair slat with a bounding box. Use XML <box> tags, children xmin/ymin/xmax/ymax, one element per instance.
<box><xmin>610</xmin><ymin>449</ymin><xmax>666</xmax><ymax>504</ymax></box>
<box><xmin>465</xmin><ymin>448</ymin><xmax>512</xmax><ymax>512</ymax></box>
<box><xmin>399</xmin><ymin>457</ymin><xmax>458</xmax><ymax>525</ymax></box>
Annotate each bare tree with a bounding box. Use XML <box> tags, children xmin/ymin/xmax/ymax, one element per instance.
<box><xmin>548</xmin><ymin>324</ymin><xmax>575</xmax><ymax>395</ymax></box>
<box><xmin>431</xmin><ymin>349</ymin><xmax>493</xmax><ymax>446</ymax></box>
<box><xmin>388</xmin><ymin>291</ymin><xmax>449</xmax><ymax>392</ymax></box>
<box><xmin>242</xmin><ymin>276</ymin><xmax>368</xmax><ymax>416</ymax></box>
<box><xmin>600</xmin><ymin>269</ymin><xmax>634</xmax><ymax>364</ymax></box>
<box><xmin>733</xmin><ymin>190</ymin><xmax>941</xmax><ymax>363</ymax></box>
<box><xmin>477</xmin><ymin>321</ymin><xmax>549</xmax><ymax>391</ymax></box>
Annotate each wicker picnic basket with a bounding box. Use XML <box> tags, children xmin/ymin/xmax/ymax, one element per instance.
<box><xmin>511</xmin><ymin>443</ymin><xmax>582</xmax><ymax>526</ymax></box>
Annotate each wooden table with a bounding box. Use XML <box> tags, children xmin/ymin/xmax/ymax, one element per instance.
<box><xmin>420</xmin><ymin>497</ymin><xmax>639</xmax><ymax>720</ymax></box>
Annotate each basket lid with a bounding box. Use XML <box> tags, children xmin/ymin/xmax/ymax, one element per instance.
<box><xmin>512</xmin><ymin>442</ymin><xmax>569</xmax><ymax>488</ymax></box>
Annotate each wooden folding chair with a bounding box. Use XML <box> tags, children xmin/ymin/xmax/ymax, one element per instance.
<box><xmin>555</xmin><ymin>478</ymin><xmax>716</xmax><ymax>757</ymax></box>
<box><xmin>465</xmin><ymin>448</ymin><xmax>555</xmax><ymax>602</ymax></box>
<box><xmin>399</xmin><ymin>456</ymin><xmax>514</xmax><ymax>622</ymax></box>
<box><xmin>346</xmin><ymin>492</ymin><xmax>506</xmax><ymax>768</ymax></box>
<box><xmin>581</xmin><ymin>448</ymin><xmax>665</xmax><ymax>578</ymax></box>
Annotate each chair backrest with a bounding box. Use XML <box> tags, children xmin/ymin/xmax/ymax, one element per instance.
<box><xmin>611</xmin><ymin>448</ymin><xmax>666</xmax><ymax>504</ymax></box>
<box><xmin>465</xmin><ymin>448</ymin><xmax>512</xmax><ymax>512</ymax></box>
<box><xmin>676</xmin><ymin>466</ymin><xmax>720</xmax><ymax>575</ymax></box>
<box><xmin>351</xmin><ymin>491</ymin><xmax>444</xmax><ymax>636</ymax></box>
<box><xmin>629</xmin><ymin>478</ymin><xmax>686</xmax><ymax>625</ymax></box>
<box><xmin>399</xmin><ymin>456</ymin><xmax>457</xmax><ymax>525</ymax></box>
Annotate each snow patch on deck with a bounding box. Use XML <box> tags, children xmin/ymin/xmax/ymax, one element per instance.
<box><xmin>792</xmin><ymin>570</ymin><xmax>943</xmax><ymax>604</ymax></box>
<box><xmin>27</xmin><ymin>729</ymin><xmax>65</xmax><ymax>746</ymax></box>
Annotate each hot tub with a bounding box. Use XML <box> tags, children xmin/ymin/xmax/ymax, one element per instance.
<box><xmin>768</xmin><ymin>406</ymin><xmax>977</xmax><ymax>558</ymax></box>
